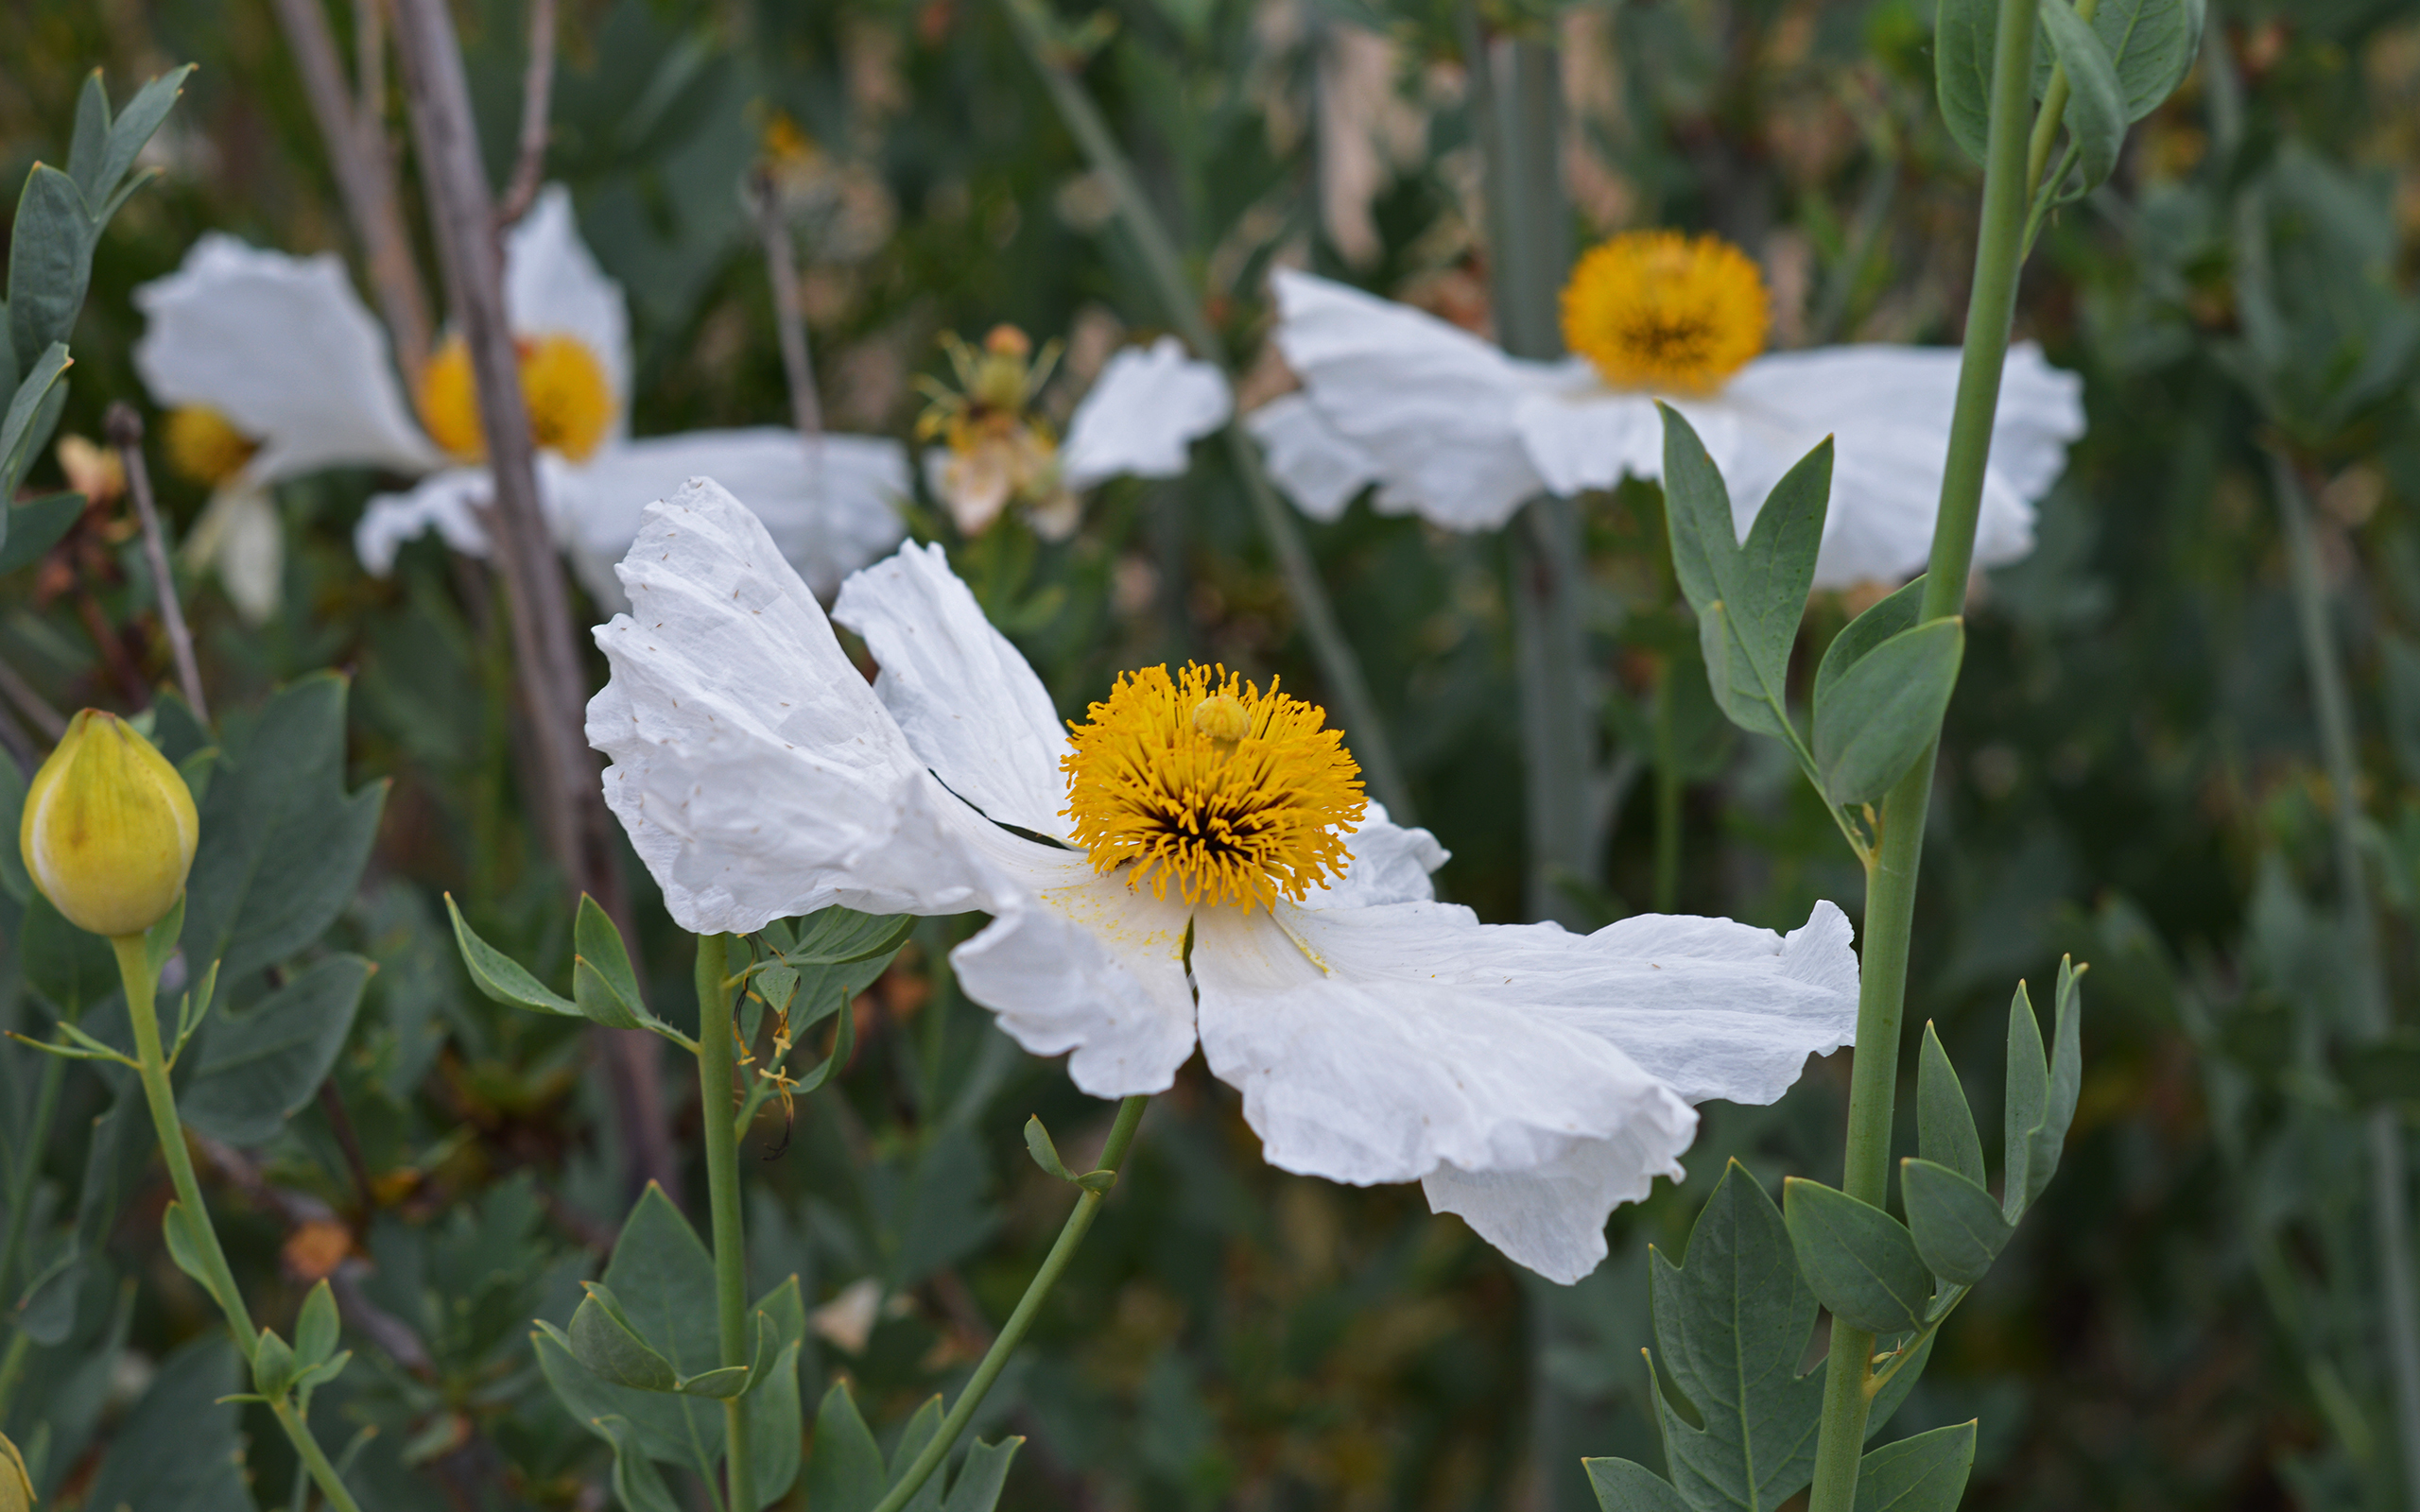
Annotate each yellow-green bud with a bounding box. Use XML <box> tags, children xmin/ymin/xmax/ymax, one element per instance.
<box><xmin>0</xmin><ymin>1428</ymin><xmax>31</xmax><ymax>1512</ymax></box>
<box><xmin>20</xmin><ymin>709</ymin><xmax>199</xmax><ymax>939</ymax></box>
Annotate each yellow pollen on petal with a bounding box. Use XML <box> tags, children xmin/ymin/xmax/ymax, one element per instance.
<box><xmin>417</xmin><ymin>332</ymin><xmax>617</xmax><ymax>463</ymax></box>
<box><xmin>163</xmin><ymin>406</ymin><xmax>257</xmax><ymax>488</ymax></box>
<box><xmin>1062</xmin><ymin>662</ymin><xmax>1365</xmax><ymax>910</ymax></box>
<box><xmin>1560</xmin><ymin>230</ymin><xmax>1770</xmax><ymax>394</ymax></box>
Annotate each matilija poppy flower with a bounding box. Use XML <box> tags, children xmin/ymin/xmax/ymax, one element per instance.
<box><xmin>1248</xmin><ymin>231</ymin><xmax>2085</xmax><ymax>589</ymax></box>
<box><xmin>587</xmin><ymin>477</ymin><xmax>1862</xmax><ymax>1283</ymax></box>
<box><xmin>917</xmin><ymin>328</ymin><xmax>1230</xmax><ymax>539</ymax></box>
<box><xmin>131</xmin><ymin>186</ymin><xmax>909</xmax><ymax>610</ymax></box>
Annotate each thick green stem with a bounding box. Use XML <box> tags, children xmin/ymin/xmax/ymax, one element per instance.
<box><xmin>1804</xmin><ymin>3</ymin><xmax>2039</xmax><ymax>1509</ymax></box>
<box><xmin>996</xmin><ymin>0</ymin><xmax>1410</xmax><ymax>822</ymax></box>
<box><xmin>114</xmin><ymin>935</ymin><xmax>366</xmax><ymax>1512</ymax></box>
<box><xmin>870</xmin><ymin>1095</ymin><xmax>1149</xmax><ymax>1512</ymax></box>
<box><xmin>695</xmin><ymin>934</ymin><xmax>757</xmax><ymax>1512</ymax></box>
<box><xmin>2265</xmin><ymin>452</ymin><xmax>2420</xmax><ymax>1509</ymax></box>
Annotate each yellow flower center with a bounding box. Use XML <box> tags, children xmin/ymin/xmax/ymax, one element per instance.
<box><xmin>1061</xmin><ymin>662</ymin><xmax>1365</xmax><ymax>909</ymax></box>
<box><xmin>163</xmin><ymin>405</ymin><xmax>257</xmax><ymax>488</ymax></box>
<box><xmin>1560</xmin><ymin>230</ymin><xmax>1770</xmax><ymax>394</ymax></box>
<box><xmin>418</xmin><ymin>332</ymin><xmax>616</xmax><ymax>464</ymax></box>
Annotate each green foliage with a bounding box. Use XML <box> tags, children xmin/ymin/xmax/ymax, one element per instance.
<box><xmin>1782</xmin><ymin>1178</ymin><xmax>1933</xmax><ymax>1337</ymax></box>
<box><xmin>1811</xmin><ymin>617</ymin><xmax>1964</xmax><ymax>808</ymax></box>
<box><xmin>2036</xmin><ymin>2</ymin><xmax>2125</xmax><ymax>194</ymax></box>
<box><xmin>533</xmin><ymin>1185</ymin><xmax>805</xmax><ymax>1503</ymax></box>
<box><xmin>1851</xmin><ymin>1424</ymin><xmax>1978</xmax><ymax>1512</ymax></box>
<box><xmin>179</xmin><ymin>674</ymin><xmax>386</xmax><ymax>985</ymax></box>
<box><xmin>1658</xmin><ymin>408</ymin><xmax>1830</xmax><ymax>745</ymax></box>
<box><xmin>806</xmin><ymin>1383</ymin><xmax>1023</xmax><ymax>1512</ymax></box>
<box><xmin>178</xmin><ymin>954</ymin><xmax>369</xmax><ymax>1145</ymax></box>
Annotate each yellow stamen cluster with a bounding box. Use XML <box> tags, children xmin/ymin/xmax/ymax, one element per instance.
<box><xmin>915</xmin><ymin>325</ymin><xmax>1073</xmax><ymax>536</ymax></box>
<box><xmin>1560</xmin><ymin>230</ymin><xmax>1770</xmax><ymax>394</ymax></box>
<box><xmin>1062</xmin><ymin>662</ymin><xmax>1365</xmax><ymax>909</ymax></box>
<box><xmin>163</xmin><ymin>405</ymin><xmax>257</xmax><ymax>488</ymax></box>
<box><xmin>418</xmin><ymin>332</ymin><xmax>616</xmax><ymax>464</ymax></box>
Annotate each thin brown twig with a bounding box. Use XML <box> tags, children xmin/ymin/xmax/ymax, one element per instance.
<box><xmin>0</xmin><ymin>658</ymin><xmax>63</xmax><ymax>743</ymax></box>
<box><xmin>105</xmin><ymin>404</ymin><xmax>209</xmax><ymax>724</ymax></box>
<box><xmin>389</xmin><ymin>0</ymin><xmax>678</xmax><ymax>1205</ymax></box>
<box><xmin>268</xmin><ymin>0</ymin><xmax>434</xmax><ymax>384</ymax></box>
<box><xmin>494</xmin><ymin>0</ymin><xmax>558</xmax><ymax>229</ymax></box>
<box><xmin>354</xmin><ymin>0</ymin><xmax>386</xmax><ymax>130</ymax></box>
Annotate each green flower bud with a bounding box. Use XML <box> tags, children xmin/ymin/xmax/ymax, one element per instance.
<box><xmin>0</xmin><ymin>1428</ymin><xmax>31</xmax><ymax>1512</ymax></box>
<box><xmin>20</xmin><ymin>710</ymin><xmax>199</xmax><ymax>939</ymax></box>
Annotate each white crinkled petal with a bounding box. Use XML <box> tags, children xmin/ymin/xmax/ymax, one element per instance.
<box><xmin>1310</xmin><ymin>801</ymin><xmax>1448</xmax><ymax>909</ymax></box>
<box><xmin>1535</xmin><ymin>903</ymin><xmax>1860</xmax><ymax>1107</ymax></box>
<box><xmin>1245</xmin><ymin>395</ymin><xmax>1379</xmax><ymax>521</ymax></box>
<box><xmin>553</xmin><ymin>429</ymin><xmax>908</xmax><ymax>610</ymax></box>
<box><xmin>133</xmin><ymin>234</ymin><xmax>440</xmax><ymax>482</ymax></box>
<box><xmin>505</xmin><ymin>186</ymin><xmax>631</xmax><ymax>428</ymax></box>
<box><xmin>589</xmin><ymin>479</ymin><xmax>994</xmax><ymax>929</ymax></box>
<box><xmin>1711</xmin><ymin>344</ymin><xmax>2083</xmax><ymax>588</ymax></box>
<box><xmin>953</xmin><ymin>868</ymin><xmax>1200</xmax><ymax>1097</ymax></box>
<box><xmin>1059</xmin><ymin>337</ymin><xmax>1232</xmax><ymax>490</ymax></box>
<box><xmin>1507</xmin><ymin>369</ymin><xmax>1664</xmax><ymax>498</ymax></box>
<box><xmin>832</xmin><ymin>541</ymin><xmax>1075</xmax><ymax>842</ymax></box>
<box><xmin>355</xmin><ymin>467</ymin><xmax>501</xmax><ymax>573</ymax></box>
<box><xmin>1270</xmin><ymin>269</ymin><xmax>1552</xmax><ymax>529</ymax></box>
<box><xmin>1192</xmin><ymin>902</ymin><xmax>1693</xmax><ymax>1186</ymax></box>
<box><xmin>1423</xmin><ymin>1131</ymin><xmax>1688</xmax><ymax>1285</ymax></box>
<box><xmin>355</xmin><ymin>454</ymin><xmax>583</xmax><ymax>575</ymax></box>
<box><xmin>1192</xmin><ymin>898</ymin><xmax>1859</xmax><ymax>1281</ymax></box>
<box><xmin>182</xmin><ymin>483</ymin><xmax>284</xmax><ymax>624</ymax></box>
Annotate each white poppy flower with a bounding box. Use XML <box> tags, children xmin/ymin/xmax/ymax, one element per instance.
<box><xmin>919</xmin><ymin>332</ymin><xmax>1229</xmax><ymax>540</ymax></box>
<box><xmin>587</xmin><ymin>477</ymin><xmax>1861</xmax><ymax>1283</ymax></box>
<box><xmin>1252</xmin><ymin>232</ymin><xmax>2085</xmax><ymax>588</ymax></box>
<box><xmin>130</xmin><ymin>187</ymin><xmax>908</xmax><ymax>607</ymax></box>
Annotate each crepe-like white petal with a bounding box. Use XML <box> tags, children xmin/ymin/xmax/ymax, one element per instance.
<box><xmin>505</xmin><ymin>186</ymin><xmax>631</xmax><ymax>427</ymax></box>
<box><xmin>1059</xmin><ymin>337</ymin><xmax>1232</xmax><ymax>490</ymax></box>
<box><xmin>554</xmin><ymin>429</ymin><xmax>908</xmax><ymax>609</ymax></box>
<box><xmin>1702</xmin><ymin>343</ymin><xmax>2083</xmax><ymax>587</ymax></box>
<box><xmin>954</xmin><ymin>869</ymin><xmax>1200</xmax><ymax>1096</ymax></box>
<box><xmin>1245</xmin><ymin>395</ymin><xmax>1380</xmax><ymax>521</ymax></box>
<box><xmin>1193</xmin><ymin>902</ymin><xmax>1693</xmax><ymax>1186</ymax></box>
<box><xmin>586</xmin><ymin>481</ymin><xmax>1200</xmax><ymax>1091</ymax></box>
<box><xmin>355</xmin><ymin>467</ymin><xmax>502</xmax><ymax>572</ymax></box>
<box><xmin>1423</xmin><ymin>1129</ymin><xmax>1690</xmax><ymax>1284</ymax></box>
<box><xmin>133</xmin><ymin>234</ymin><xmax>440</xmax><ymax>482</ymax></box>
<box><xmin>831</xmin><ymin>542</ymin><xmax>1075</xmax><ymax>841</ymax></box>
<box><xmin>1192</xmin><ymin>898</ymin><xmax>1858</xmax><ymax>1280</ymax></box>
<box><xmin>1508</xmin><ymin>374</ymin><xmax>1668</xmax><ymax>498</ymax></box>
<box><xmin>1312</xmin><ymin>801</ymin><xmax>1448</xmax><ymax>908</ymax></box>
<box><xmin>1270</xmin><ymin>269</ymin><xmax>1552</xmax><ymax>528</ymax></box>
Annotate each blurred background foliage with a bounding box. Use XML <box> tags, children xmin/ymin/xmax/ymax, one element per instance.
<box><xmin>6</xmin><ymin>0</ymin><xmax>2420</xmax><ymax>1507</ymax></box>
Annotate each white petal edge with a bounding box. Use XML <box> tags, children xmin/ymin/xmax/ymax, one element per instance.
<box><xmin>1270</xmin><ymin>268</ymin><xmax>1551</xmax><ymax>529</ymax></box>
<box><xmin>831</xmin><ymin>541</ymin><xmax>1076</xmax><ymax>842</ymax></box>
<box><xmin>133</xmin><ymin>234</ymin><xmax>440</xmax><ymax>482</ymax></box>
<box><xmin>1059</xmin><ymin>337</ymin><xmax>1232</xmax><ymax>490</ymax></box>
<box><xmin>1245</xmin><ymin>394</ymin><xmax>1379</xmax><ymax>522</ymax></box>
<box><xmin>1423</xmin><ymin>1126</ymin><xmax>1691</xmax><ymax>1284</ymax></box>
<box><xmin>505</xmin><ymin>186</ymin><xmax>632</xmax><ymax>430</ymax></box>
<box><xmin>553</xmin><ymin>429</ymin><xmax>908</xmax><ymax>610</ymax></box>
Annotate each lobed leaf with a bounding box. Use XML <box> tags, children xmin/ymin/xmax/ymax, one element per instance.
<box><xmin>568</xmin><ymin>1283</ymin><xmax>680</xmax><ymax>1392</ymax></box>
<box><xmin>446</xmin><ymin>894</ymin><xmax>579</xmax><ymax>1017</ymax></box>
<box><xmin>8</xmin><ymin>169</ymin><xmax>91</xmax><ymax>360</ymax></box>
<box><xmin>294</xmin><ymin>1279</ymin><xmax>340</xmax><ymax>1366</ymax></box>
<box><xmin>0</xmin><ymin>490</ymin><xmax>84</xmax><ymax>576</ymax></box>
<box><xmin>1584</xmin><ymin>1457</ymin><xmax>1693</xmax><ymax>1512</ymax></box>
<box><xmin>180</xmin><ymin>954</ymin><xmax>372</xmax><ymax>1146</ymax></box>
<box><xmin>1934</xmin><ymin>0</ymin><xmax>1996</xmax><ymax>166</ymax></box>
<box><xmin>2001</xmin><ymin>982</ymin><xmax>2050</xmax><ymax>1222</ymax></box>
<box><xmin>806</xmin><ymin>1380</ymin><xmax>886</xmax><ymax>1512</ymax></box>
<box><xmin>783</xmin><ymin>906</ymin><xmax>917</xmax><ymax>966</ymax></box>
<box><xmin>1813</xmin><ymin>576</ymin><xmax>1927</xmax><ymax>713</ymax></box>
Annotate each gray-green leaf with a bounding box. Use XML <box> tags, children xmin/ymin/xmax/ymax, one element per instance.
<box><xmin>1813</xmin><ymin>618</ymin><xmax>1963</xmax><ymax>808</ymax></box>
<box><xmin>1782</xmin><ymin>1178</ymin><xmax>1933</xmax><ymax>1336</ymax></box>
<box><xmin>2039</xmin><ymin>0</ymin><xmax>2127</xmax><ymax>194</ymax></box>
<box><xmin>1854</xmin><ymin>1421</ymin><xmax>1978</xmax><ymax>1512</ymax></box>
<box><xmin>180</xmin><ymin>955</ymin><xmax>372</xmax><ymax>1147</ymax></box>
<box><xmin>1916</xmin><ymin>1022</ymin><xmax>1987</xmax><ymax>1189</ymax></box>
<box><xmin>1899</xmin><ymin>1158</ymin><xmax>2014</xmax><ymax>1287</ymax></box>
